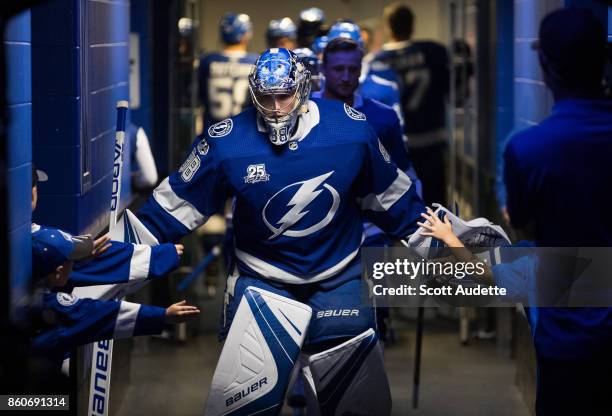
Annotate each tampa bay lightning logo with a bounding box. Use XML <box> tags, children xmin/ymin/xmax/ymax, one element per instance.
<box><xmin>208</xmin><ymin>119</ymin><xmax>233</xmax><ymax>138</ymax></box>
<box><xmin>57</xmin><ymin>292</ymin><xmax>78</xmax><ymax>306</ymax></box>
<box><xmin>344</xmin><ymin>103</ymin><xmax>366</xmax><ymax>121</ymax></box>
<box><xmin>262</xmin><ymin>171</ymin><xmax>340</xmax><ymax>240</ymax></box>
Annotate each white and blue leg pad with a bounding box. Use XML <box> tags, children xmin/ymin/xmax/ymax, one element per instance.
<box><xmin>204</xmin><ymin>286</ymin><xmax>312</xmax><ymax>416</ymax></box>
<box><xmin>305</xmin><ymin>328</ymin><xmax>392</xmax><ymax>416</ymax></box>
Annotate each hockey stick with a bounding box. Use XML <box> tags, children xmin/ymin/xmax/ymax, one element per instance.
<box><xmin>411</xmin><ymin>202</ymin><xmax>461</xmax><ymax>409</ymax></box>
<box><xmin>109</xmin><ymin>100</ymin><xmax>128</xmax><ymax>230</ymax></box>
<box><xmin>412</xmin><ymin>305</ymin><xmax>424</xmax><ymax>409</ymax></box>
<box><xmin>86</xmin><ymin>100</ymin><xmax>129</xmax><ymax>416</ymax></box>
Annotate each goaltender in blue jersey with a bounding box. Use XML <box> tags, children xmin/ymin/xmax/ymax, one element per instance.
<box><xmin>139</xmin><ymin>81</ymin><xmax>424</xmax><ymax>285</ymax></box>
<box><xmin>137</xmin><ymin>48</ymin><xmax>425</xmax><ymax>415</ymax></box>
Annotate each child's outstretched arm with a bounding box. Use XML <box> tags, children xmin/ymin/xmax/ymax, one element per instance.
<box><xmin>165</xmin><ymin>300</ymin><xmax>200</xmax><ymax>323</ymax></box>
<box><xmin>417</xmin><ymin>207</ymin><xmax>466</xmax><ymax>249</ymax></box>
<box><xmin>417</xmin><ymin>207</ymin><xmax>494</xmax><ymax>284</ymax></box>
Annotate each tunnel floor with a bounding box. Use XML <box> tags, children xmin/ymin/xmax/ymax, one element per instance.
<box><xmin>114</xmin><ymin>318</ymin><xmax>529</xmax><ymax>416</ymax></box>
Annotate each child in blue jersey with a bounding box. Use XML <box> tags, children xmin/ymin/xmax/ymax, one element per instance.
<box><xmin>32</xmin><ymin>166</ymin><xmax>184</xmax><ymax>289</ymax></box>
<box><xmin>30</xmin><ymin>167</ymin><xmax>200</xmax><ymax>360</ymax></box>
<box><xmin>30</xmin><ymin>227</ymin><xmax>200</xmax><ymax>360</ymax></box>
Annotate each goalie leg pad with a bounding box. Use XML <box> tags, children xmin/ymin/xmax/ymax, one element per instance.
<box><xmin>307</xmin><ymin>328</ymin><xmax>391</xmax><ymax>416</ymax></box>
<box><xmin>205</xmin><ymin>286</ymin><xmax>312</xmax><ymax>416</ymax></box>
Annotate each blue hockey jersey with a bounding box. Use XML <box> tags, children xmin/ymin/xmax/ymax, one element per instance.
<box><xmin>352</xmin><ymin>95</ymin><xmax>421</xmax><ymax>243</ymax></box>
<box><xmin>359</xmin><ymin>74</ymin><xmax>403</xmax><ymax>128</ymax></box>
<box><xmin>198</xmin><ymin>51</ymin><xmax>258</xmax><ymax>125</ymax></box>
<box><xmin>31</xmin><ymin>291</ymin><xmax>165</xmax><ymax>357</ymax></box>
<box><xmin>68</xmin><ymin>241</ymin><xmax>179</xmax><ymax>289</ymax></box>
<box><xmin>352</xmin><ymin>95</ymin><xmax>412</xmax><ymax>174</ymax></box>
<box><xmin>137</xmin><ymin>99</ymin><xmax>425</xmax><ymax>284</ymax></box>
<box><xmin>369</xmin><ymin>40</ymin><xmax>449</xmax><ymax>135</ymax></box>
<box><xmin>31</xmin><ymin>223</ymin><xmax>180</xmax><ymax>291</ymax></box>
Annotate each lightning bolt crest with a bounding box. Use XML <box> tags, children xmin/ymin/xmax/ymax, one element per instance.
<box><xmin>269</xmin><ymin>171</ymin><xmax>335</xmax><ymax>239</ymax></box>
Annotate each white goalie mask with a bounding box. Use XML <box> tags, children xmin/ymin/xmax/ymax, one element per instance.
<box><xmin>249</xmin><ymin>48</ymin><xmax>311</xmax><ymax>146</ymax></box>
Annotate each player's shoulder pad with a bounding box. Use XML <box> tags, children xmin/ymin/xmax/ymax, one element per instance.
<box><xmin>207</xmin><ymin>118</ymin><xmax>234</xmax><ymax>138</ymax></box>
<box><xmin>370</xmin><ymin>50</ymin><xmax>393</xmax><ymax>66</ymax></box>
<box><xmin>309</xmin><ymin>97</ymin><xmax>367</xmax><ymax>121</ymax></box>
<box><xmin>200</xmin><ymin>108</ymin><xmax>259</xmax><ymax>161</ymax></box>
<box><xmin>365</xmin><ymin>97</ymin><xmax>392</xmax><ymax>111</ymax></box>
<box><xmin>370</xmin><ymin>74</ymin><xmax>398</xmax><ymax>90</ymax></box>
<box><xmin>343</xmin><ymin>103</ymin><xmax>367</xmax><ymax>121</ymax></box>
<box><xmin>367</xmin><ymin>98</ymin><xmax>398</xmax><ymax>119</ymax></box>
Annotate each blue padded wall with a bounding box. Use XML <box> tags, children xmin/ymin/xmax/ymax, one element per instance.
<box><xmin>513</xmin><ymin>1</ymin><xmax>609</xmax><ymax>133</ymax></box>
<box><xmin>494</xmin><ymin>0</ymin><xmax>514</xmax><ymax>169</ymax></box>
<box><xmin>32</xmin><ymin>0</ymin><xmax>131</xmax><ymax>236</ymax></box>
<box><xmin>5</xmin><ymin>10</ymin><xmax>33</xmax><ymax>314</ymax></box>
<box><xmin>513</xmin><ymin>0</ymin><xmax>563</xmax><ymax>131</ymax></box>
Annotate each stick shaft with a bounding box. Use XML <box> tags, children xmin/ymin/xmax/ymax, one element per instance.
<box><xmin>109</xmin><ymin>101</ymin><xmax>129</xmax><ymax>231</ymax></box>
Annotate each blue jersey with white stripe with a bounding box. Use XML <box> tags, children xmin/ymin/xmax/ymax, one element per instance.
<box><xmin>354</xmin><ymin>96</ymin><xmax>418</xmax><ymax>243</ymax></box>
<box><xmin>31</xmin><ymin>291</ymin><xmax>165</xmax><ymax>356</ymax></box>
<box><xmin>354</xmin><ymin>96</ymin><xmax>412</xmax><ymax>174</ymax></box>
<box><xmin>359</xmin><ymin>74</ymin><xmax>403</xmax><ymax>127</ymax></box>
<box><xmin>137</xmin><ymin>99</ymin><xmax>424</xmax><ymax>284</ymax></box>
<box><xmin>198</xmin><ymin>51</ymin><xmax>258</xmax><ymax>125</ymax></box>
<box><xmin>31</xmin><ymin>224</ymin><xmax>180</xmax><ymax>290</ymax></box>
<box><xmin>369</xmin><ymin>41</ymin><xmax>449</xmax><ymax>134</ymax></box>
<box><xmin>68</xmin><ymin>241</ymin><xmax>179</xmax><ymax>289</ymax></box>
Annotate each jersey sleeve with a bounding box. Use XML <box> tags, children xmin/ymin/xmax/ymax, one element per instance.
<box><xmin>357</xmin><ymin>128</ymin><xmax>426</xmax><ymax>238</ymax></box>
<box><xmin>379</xmin><ymin>111</ymin><xmax>422</xmax><ymax>197</ymax></box>
<box><xmin>379</xmin><ymin>109</ymin><xmax>413</xmax><ymax>174</ymax></box>
<box><xmin>31</xmin><ymin>293</ymin><xmax>166</xmax><ymax>354</ymax></box>
<box><xmin>133</xmin><ymin>127</ymin><xmax>159</xmax><ymax>189</ymax></box>
<box><xmin>69</xmin><ymin>241</ymin><xmax>179</xmax><ymax>286</ymax></box>
<box><xmin>137</xmin><ymin>134</ymin><xmax>228</xmax><ymax>242</ymax></box>
<box><xmin>367</xmin><ymin>53</ymin><xmax>400</xmax><ymax>85</ymax></box>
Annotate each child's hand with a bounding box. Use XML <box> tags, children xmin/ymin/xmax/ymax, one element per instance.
<box><xmin>417</xmin><ymin>207</ymin><xmax>457</xmax><ymax>245</ymax></box>
<box><xmin>91</xmin><ymin>234</ymin><xmax>112</xmax><ymax>258</ymax></box>
<box><xmin>175</xmin><ymin>244</ymin><xmax>184</xmax><ymax>257</ymax></box>
<box><xmin>165</xmin><ymin>300</ymin><xmax>200</xmax><ymax>323</ymax></box>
